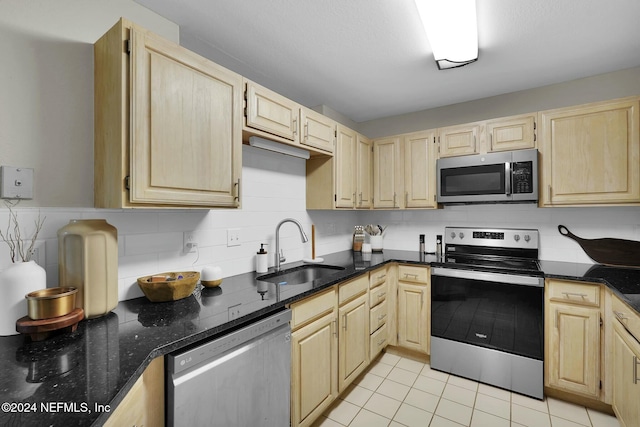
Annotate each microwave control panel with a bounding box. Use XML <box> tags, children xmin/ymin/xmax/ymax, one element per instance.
<box><xmin>512</xmin><ymin>161</ymin><xmax>533</xmax><ymax>194</ymax></box>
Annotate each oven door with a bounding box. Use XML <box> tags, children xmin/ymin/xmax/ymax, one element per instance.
<box><xmin>430</xmin><ymin>267</ymin><xmax>544</xmax><ymax>399</ymax></box>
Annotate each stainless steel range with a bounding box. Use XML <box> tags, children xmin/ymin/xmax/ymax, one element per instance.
<box><xmin>430</xmin><ymin>226</ymin><xmax>544</xmax><ymax>399</ymax></box>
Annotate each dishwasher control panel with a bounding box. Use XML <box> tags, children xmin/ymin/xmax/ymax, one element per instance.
<box><xmin>168</xmin><ymin>309</ymin><xmax>292</xmax><ymax>375</ymax></box>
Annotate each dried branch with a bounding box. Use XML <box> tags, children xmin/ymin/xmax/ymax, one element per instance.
<box><xmin>0</xmin><ymin>200</ymin><xmax>45</xmax><ymax>263</ymax></box>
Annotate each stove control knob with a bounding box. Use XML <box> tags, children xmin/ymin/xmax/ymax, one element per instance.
<box><xmin>450</xmin><ymin>232</ymin><xmax>456</xmax><ymax>239</ymax></box>
<box><xmin>459</xmin><ymin>232</ymin><xmax>465</xmax><ymax>239</ymax></box>
<box><xmin>524</xmin><ymin>234</ymin><xmax>531</xmax><ymax>243</ymax></box>
<box><xmin>514</xmin><ymin>234</ymin><xmax>521</xmax><ymax>242</ymax></box>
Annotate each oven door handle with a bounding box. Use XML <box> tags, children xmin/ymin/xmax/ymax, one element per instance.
<box><xmin>505</xmin><ymin>162</ymin><xmax>512</xmax><ymax>196</ymax></box>
<box><xmin>431</xmin><ymin>267</ymin><xmax>544</xmax><ymax>287</ymax></box>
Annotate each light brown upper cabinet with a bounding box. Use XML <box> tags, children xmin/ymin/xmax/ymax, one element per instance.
<box><xmin>485</xmin><ymin>113</ymin><xmax>536</xmax><ymax>152</ymax></box>
<box><xmin>356</xmin><ymin>134</ymin><xmax>372</xmax><ymax>209</ymax></box>
<box><xmin>403</xmin><ymin>130</ymin><xmax>438</xmax><ymax>208</ymax></box>
<box><xmin>437</xmin><ymin>122</ymin><xmax>480</xmax><ymax>158</ymax></box>
<box><xmin>94</xmin><ymin>19</ymin><xmax>243</xmax><ymax>208</ymax></box>
<box><xmin>539</xmin><ymin>97</ymin><xmax>640</xmax><ymax>206</ymax></box>
<box><xmin>307</xmin><ymin>124</ymin><xmax>369</xmax><ymax>209</ymax></box>
<box><xmin>300</xmin><ymin>107</ymin><xmax>335</xmax><ymax>154</ymax></box>
<box><xmin>244</xmin><ymin>79</ymin><xmax>299</xmax><ymax>143</ymax></box>
<box><xmin>335</xmin><ymin>125</ymin><xmax>357</xmax><ymax>208</ymax></box>
<box><xmin>373</xmin><ymin>137</ymin><xmax>403</xmax><ymax>208</ymax></box>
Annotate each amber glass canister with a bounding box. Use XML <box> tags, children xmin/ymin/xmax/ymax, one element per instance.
<box><xmin>58</xmin><ymin>219</ymin><xmax>118</xmax><ymax>318</ymax></box>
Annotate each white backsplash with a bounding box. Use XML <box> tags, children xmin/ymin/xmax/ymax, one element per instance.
<box><xmin>1</xmin><ymin>145</ymin><xmax>639</xmax><ymax>301</ymax></box>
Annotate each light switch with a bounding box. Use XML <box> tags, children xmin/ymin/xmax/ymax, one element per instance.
<box><xmin>1</xmin><ymin>166</ymin><xmax>34</xmax><ymax>199</ymax></box>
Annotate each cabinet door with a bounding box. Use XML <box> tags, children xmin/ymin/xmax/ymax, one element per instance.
<box><xmin>338</xmin><ymin>294</ymin><xmax>369</xmax><ymax>392</ymax></box>
<box><xmin>438</xmin><ymin>123</ymin><xmax>480</xmax><ymax>157</ymax></box>
<box><xmin>335</xmin><ymin>125</ymin><xmax>357</xmax><ymax>208</ymax></box>
<box><xmin>291</xmin><ymin>311</ymin><xmax>338</xmax><ymax>427</ymax></box>
<box><xmin>373</xmin><ymin>137</ymin><xmax>402</xmax><ymax>208</ymax></box>
<box><xmin>245</xmin><ymin>80</ymin><xmax>299</xmax><ymax>141</ymax></box>
<box><xmin>130</xmin><ymin>27</ymin><xmax>242</xmax><ymax>207</ymax></box>
<box><xmin>547</xmin><ymin>303</ymin><xmax>601</xmax><ymax>398</ymax></box>
<box><xmin>397</xmin><ymin>281</ymin><xmax>429</xmax><ymax>354</ymax></box>
<box><xmin>356</xmin><ymin>134</ymin><xmax>372</xmax><ymax>208</ymax></box>
<box><xmin>613</xmin><ymin>321</ymin><xmax>640</xmax><ymax>427</ymax></box>
<box><xmin>539</xmin><ymin>98</ymin><xmax>640</xmax><ymax>205</ymax></box>
<box><xmin>104</xmin><ymin>357</ymin><xmax>164</xmax><ymax>427</ymax></box>
<box><xmin>403</xmin><ymin>130</ymin><xmax>437</xmax><ymax>208</ymax></box>
<box><xmin>300</xmin><ymin>107</ymin><xmax>335</xmax><ymax>153</ymax></box>
<box><xmin>486</xmin><ymin>114</ymin><xmax>536</xmax><ymax>152</ymax></box>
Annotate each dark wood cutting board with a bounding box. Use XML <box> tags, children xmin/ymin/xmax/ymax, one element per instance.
<box><xmin>558</xmin><ymin>225</ymin><xmax>640</xmax><ymax>268</ymax></box>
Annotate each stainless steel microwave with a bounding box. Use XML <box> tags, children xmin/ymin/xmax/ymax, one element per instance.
<box><xmin>436</xmin><ymin>149</ymin><xmax>538</xmax><ymax>204</ymax></box>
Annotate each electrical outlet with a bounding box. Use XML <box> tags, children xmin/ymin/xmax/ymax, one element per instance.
<box><xmin>228</xmin><ymin>303</ymin><xmax>242</xmax><ymax>320</ymax></box>
<box><xmin>227</xmin><ymin>228</ymin><xmax>241</xmax><ymax>247</ymax></box>
<box><xmin>30</xmin><ymin>240</ymin><xmax>46</xmax><ymax>267</ymax></box>
<box><xmin>183</xmin><ymin>232</ymin><xmax>197</xmax><ymax>253</ymax></box>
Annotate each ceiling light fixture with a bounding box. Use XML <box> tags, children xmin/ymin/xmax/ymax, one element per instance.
<box><xmin>414</xmin><ymin>0</ymin><xmax>478</xmax><ymax>70</ymax></box>
<box><xmin>248</xmin><ymin>136</ymin><xmax>311</xmax><ymax>159</ymax></box>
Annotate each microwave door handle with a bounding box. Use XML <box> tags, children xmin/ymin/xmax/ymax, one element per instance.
<box><xmin>505</xmin><ymin>162</ymin><xmax>512</xmax><ymax>195</ymax></box>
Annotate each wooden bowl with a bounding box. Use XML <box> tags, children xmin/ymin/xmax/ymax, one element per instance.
<box><xmin>25</xmin><ymin>287</ymin><xmax>78</xmax><ymax>320</ymax></box>
<box><xmin>137</xmin><ymin>272</ymin><xmax>199</xmax><ymax>302</ymax></box>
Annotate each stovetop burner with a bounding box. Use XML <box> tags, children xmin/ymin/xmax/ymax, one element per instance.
<box><xmin>442</xmin><ymin>226</ymin><xmax>541</xmax><ymax>275</ymax></box>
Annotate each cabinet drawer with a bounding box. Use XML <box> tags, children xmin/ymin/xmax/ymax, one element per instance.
<box><xmin>339</xmin><ymin>275</ymin><xmax>368</xmax><ymax>305</ymax></box>
<box><xmin>370</xmin><ymin>322</ymin><xmax>388</xmax><ymax>360</ymax></box>
<box><xmin>369</xmin><ymin>281</ymin><xmax>388</xmax><ymax>308</ymax></box>
<box><xmin>370</xmin><ymin>299</ymin><xmax>388</xmax><ymax>332</ymax></box>
<box><xmin>612</xmin><ymin>295</ymin><xmax>640</xmax><ymax>343</ymax></box>
<box><xmin>290</xmin><ymin>287</ymin><xmax>336</xmax><ymax>330</ymax></box>
<box><xmin>547</xmin><ymin>279</ymin><xmax>600</xmax><ymax>307</ymax></box>
<box><xmin>398</xmin><ymin>265</ymin><xmax>429</xmax><ymax>284</ymax></box>
<box><xmin>369</xmin><ymin>267</ymin><xmax>388</xmax><ymax>289</ymax></box>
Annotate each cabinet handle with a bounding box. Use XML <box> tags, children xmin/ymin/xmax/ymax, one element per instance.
<box><xmin>332</xmin><ymin>319</ymin><xmax>337</xmax><ymax>337</ymax></box>
<box><xmin>378</xmin><ymin>337</ymin><xmax>387</xmax><ymax>346</ymax></box>
<box><xmin>353</xmin><ymin>192</ymin><xmax>356</xmax><ymax>208</ymax></box>
<box><xmin>614</xmin><ymin>310</ymin><xmax>627</xmax><ymax>322</ymax></box>
<box><xmin>359</xmin><ymin>192</ymin><xmax>363</xmax><ymax>206</ymax></box>
<box><xmin>548</xmin><ymin>185</ymin><xmax>552</xmax><ymax>202</ymax></box>
<box><xmin>421</xmin><ymin>290</ymin><xmax>425</xmax><ymax>308</ymax></box>
<box><xmin>378</xmin><ymin>313</ymin><xmax>387</xmax><ymax>321</ymax></box>
<box><xmin>304</xmin><ymin>121</ymin><xmax>309</xmax><ymax>140</ymax></box>
<box><xmin>562</xmin><ymin>292</ymin><xmax>588</xmax><ymax>300</ymax></box>
<box><xmin>234</xmin><ymin>179</ymin><xmax>241</xmax><ymax>202</ymax></box>
<box><xmin>393</xmin><ymin>192</ymin><xmax>397</xmax><ymax>207</ymax></box>
<box><xmin>404</xmin><ymin>273</ymin><xmax>418</xmax><ymax>279</ymax></box>
<box><xmin>405</xmin><ymin>192</ymin><xmax>409</xmax><ymax>207</ymax></box>
<box><xmin>343</xmin><ymin>314</ymin><xmax>347</xmax><ymax>330</ymax></box>
<box><xmin>293</xmin><ymin>117</ymin><xmax>297</xmax><ymax>135</ymax></box>
<box><xmin>473</xmin><ymin>135</ymin><xmax>477</xmax><ymax>152</ymax></box>
<box><xmin>378</xmin><ymin>291</ymin><xmax>386</xmax><ymax>298</ymax></box>
<box><xmin>634</xmin><ymin>355</ymin><xmax>640</xmax><ymax>385</ymax></box>
<box><xmin>376</xmin><ymin>274</ymin><xmax>386</xmax><ymax>281</ymax></box>
<box><xmin>555</xmin><ymin>309</ymin><xmax>558</xmax><ymax>328</ymax></box>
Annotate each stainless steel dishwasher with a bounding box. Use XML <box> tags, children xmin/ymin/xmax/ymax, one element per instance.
<box><xmin>167</xmin><ymin>309</ymin><xmax>292</xmax><ymax>426</ymax></box>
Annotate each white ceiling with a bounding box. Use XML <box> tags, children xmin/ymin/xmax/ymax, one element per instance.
<box><xmin>133</xmin><ymin>0</ymin><xmax>640</xmax><ymax>123</ymax></box>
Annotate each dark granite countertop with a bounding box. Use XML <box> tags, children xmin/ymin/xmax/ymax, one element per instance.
<box><xmin>1</xmin><ymin>249</ymin><xmax>639</xmax><ymax>426</ymax></box>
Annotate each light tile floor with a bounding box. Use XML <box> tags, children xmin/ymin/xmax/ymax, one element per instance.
<box><xmin>313</xmin><ymin>351</ymin><xmax>620</xmax><ymax>427</ymax></box>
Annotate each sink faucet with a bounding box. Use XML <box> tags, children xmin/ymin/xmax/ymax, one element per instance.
<box><xmin>275</xmin><ymin>218</ymin><xmax>309</xmax><ymax>271</ymax></box>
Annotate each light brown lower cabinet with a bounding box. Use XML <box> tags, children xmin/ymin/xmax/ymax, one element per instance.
<box><xmin>396</xmin><ymin>265</ymin><xmax>430</xmax><ymax>354</ymax></box>
<box><xmin>104</xmin><ymin>356</ymin><xmax>164</xmax><ymax>427</ymax></box>
<box><xmin>338</xmin><ymin>292</ymin><xmax>369</xmax><ymax>392</ymax></box>
<box><xmin>612</xmin><ymin>295</ymin><xmax>640</xmax><ymax>427</ymax></box>
<box><xmin>290</xmin><ymin>288</ymin><xmax>338</xmax><ymax>427</ymax></box>
<box><xmin>545</xmin><ymin>279</ymin><xmax>602</xmax><ymax>400</ymax></box>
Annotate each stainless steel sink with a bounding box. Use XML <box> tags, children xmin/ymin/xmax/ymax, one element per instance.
<box><xmin>257</xmin><ymin>264</ymin><xmax>345</xmax><ymax>285</ymax></box>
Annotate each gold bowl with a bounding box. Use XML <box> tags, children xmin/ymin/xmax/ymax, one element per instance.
<box><xmin>201</xmin><ymin>278</ymin><xmax>223</xmax><ymax>288</ymax></box>
<box><xmin>137</xmin><ymin>272</ymin><xmax>199</xmax><ymax>302</ymax></box>
<box><xmin>26</xmin><ymin>287</ymin><xmax>78</xmax><ymax>320</ymax></box>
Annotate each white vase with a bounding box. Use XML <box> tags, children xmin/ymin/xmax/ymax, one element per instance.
<box><xmin>369</xmin><ymin>235</ymin><xmax>383</xmax><ymax>252</ymax></box>
<box><xmin>0</xmin><ymin>261</ymin><xmax>46</xmax><ymax>336</ymax></box>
